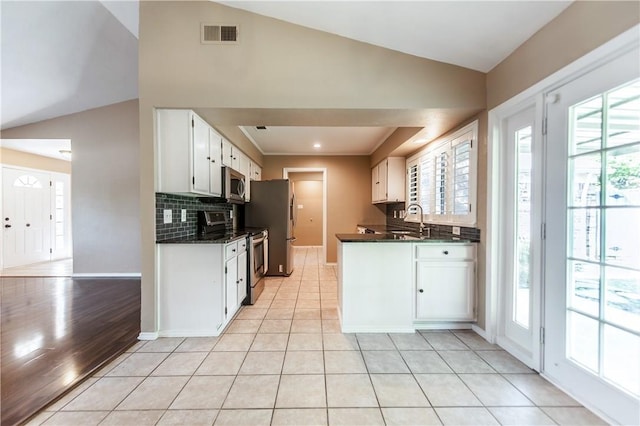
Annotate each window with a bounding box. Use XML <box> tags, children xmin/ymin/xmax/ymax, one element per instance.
<box><xmin>406</xmin><ymin>121</ymin><xmax>478</xmax><ymax>225</ymax></box>
<box><xmin>14</xmin><ymin>175</ymin><xmax>42</xmax><ymax>188</ymax></box>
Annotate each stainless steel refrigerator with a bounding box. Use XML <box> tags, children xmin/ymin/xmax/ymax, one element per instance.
<box><xmin>245</xmin><ymin>179</ymin><xmax>296</xmax><ymax>276</ymax></box>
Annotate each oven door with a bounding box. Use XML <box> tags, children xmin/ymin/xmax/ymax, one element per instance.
<box><xmin>252</xmin><ymin>231</ymin><xmax>268</xmax><ymax>283</ymax></box>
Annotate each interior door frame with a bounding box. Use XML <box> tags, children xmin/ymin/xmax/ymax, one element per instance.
<box><xmin>282</xmin><ymin>167</ymin><xmax>328</xmax><ymax>265</ymax></box>
<box><xmin>486</xmin><ymin>25</ymin><xmax>639</xmax><ymax>422</ymax></box>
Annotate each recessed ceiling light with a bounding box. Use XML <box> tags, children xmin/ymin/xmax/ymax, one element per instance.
<box><xmin>313</xmin><ymin>143</ymin><xmax>321</xmax><ymax>149</ymax></box>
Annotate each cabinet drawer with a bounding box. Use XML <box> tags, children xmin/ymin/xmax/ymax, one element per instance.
<box><xmin>225</xmin><ymin>241</ymin><xmax>239</xmax><ymax>260</ymax></box>
<box><xmin>415</xmin><ymin>244</ymin><xmax>475</xmax><ymax>260</ymax></box>
<box><xmin>237</xmin><ymin>238</ymin><xmax>248</xmax><ymax>253</ymax></box>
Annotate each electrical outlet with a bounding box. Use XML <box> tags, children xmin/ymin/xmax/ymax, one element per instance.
<box><xmin>163</xmin><ymin>209</ymin><xmax>172</xmax><ymax>224</ymax></box>
<box><xmin>181</xmin><ymin>209</ymin><xmax>187</xmax><ymax>222</ymax></box>
<box><xmin>452</xmin><ymin>226</ymin><xmax>461</xmax><ymax>235</ymax></box>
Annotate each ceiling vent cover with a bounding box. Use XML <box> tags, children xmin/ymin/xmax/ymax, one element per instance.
<box><xmin>201</xmin><ymin>23</ymin><xmax>239</xmax><ymax>44</ymax></box>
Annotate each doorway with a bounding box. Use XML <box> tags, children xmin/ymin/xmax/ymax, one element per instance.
<box><xmin>288</xmin><ymin>172</ymin><xmax>324</xmax><ymax>247</ymax></box>
<box><xmin>543</xmin><ymin>49</ymin><xmax>639</xmax><ymax>424</ymax></box>
<box><xmin>1</xmin><ymin>139</ymin><xmax>72</xmax><ymax>276</ymax></box>
<box><xmin>283</xmin><ymin>168</ymin><xmax>327</xmax><ymax>265</ymax></box>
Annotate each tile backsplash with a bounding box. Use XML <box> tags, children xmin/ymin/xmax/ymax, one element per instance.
<box><xmin>385</xmin><ymin>202</ymin><xmax>481</xmax><ymax>242</ymax></box>
<box><xmin>155</xmin><ymin>193</ymin><xmax>233</xmax><ymax>241</ymax></box>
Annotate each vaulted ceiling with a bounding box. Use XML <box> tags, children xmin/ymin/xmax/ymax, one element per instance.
<box><xmin>1</xmin><ymin>1</ymin><xmax>572</xmax><ymax>155</ymax></box>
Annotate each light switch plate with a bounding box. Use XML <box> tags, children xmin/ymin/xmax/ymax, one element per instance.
<box><xmin>452</xmin><ymin>226</ymin><xmax>461</xmax><ymax>235</ymax></box>
<box><xmin>163</xmin><ymin>209</ymin><xmax>172</xmax><ymax>224</ymax></box>
<box><xmin>181</xmin><ymin>209</ymin><xmax>187</xmax><ymax>222</ymax></box>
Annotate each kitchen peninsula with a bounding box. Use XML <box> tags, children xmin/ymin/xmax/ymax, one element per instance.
<box><xmin>336</xmin><ymin>232</ymin><xmax>477</xmax><ymax>333</ymax></box>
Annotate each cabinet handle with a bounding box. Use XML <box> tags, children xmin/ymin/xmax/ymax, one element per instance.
<box><xmin>4</xmin><ymin>224</ymin><xmax>11</xmax><ymax>228</ymax></box>
<box><xmin>443</xmin><ymin>250</ymin><xmax>449</xmax><ymax>255</ymax></box>
<box><xmin>419</xmin><ymin>289</ymin><xmax>424</xmax><ymax>293</ymax></box>
<box><xmin>232</xmin><ymin>249</ymin><xmax>236</xmax><ymax>252</ymax></box>
<box><xmin>26</xmin><ymin>223</ymin><xmax>31</xmax><ymax>227</ymax></box>
<box><xmin>207</xmin><ymin>156</ymin><xmax>210</xmax><ymax>160</ymax></box>
<box><xmin>211</xmin><ymin>159</ymin><xmax>215</xmax><ymax>163</ymax></box>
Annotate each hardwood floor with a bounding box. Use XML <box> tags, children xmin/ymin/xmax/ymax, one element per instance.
<box><xmin>0</xmin><ymin>277</ymin><xmax>140</xmax><ymax>426</ymax></box>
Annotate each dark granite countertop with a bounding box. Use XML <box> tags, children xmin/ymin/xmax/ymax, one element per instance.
<box><xmin>336</xmin><ymin>233</ymin><xmax>474</xmax><ymax>243</ymax></box>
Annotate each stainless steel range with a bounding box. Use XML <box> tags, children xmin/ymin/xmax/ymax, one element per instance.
<box><xmin>247</xmin><ymin>229</ymin><xmax>268</xmax><ymax>304</ymax></box>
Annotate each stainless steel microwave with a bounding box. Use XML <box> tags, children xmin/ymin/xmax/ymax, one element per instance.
<box><xmin>223</xmin><ymin>167</ymin><xmax>246</xmax><ymax>204</ymax></box>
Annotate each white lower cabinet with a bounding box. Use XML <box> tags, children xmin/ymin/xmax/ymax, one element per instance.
<box><xmin>414</xmin><ymin>244</ymin><xmax>476</xmax><ymax>322</ymax></box>
<box><xmin>158</xmin><ymin>240</ymin><xmax>248</xmax><ymax>337</ymax></box>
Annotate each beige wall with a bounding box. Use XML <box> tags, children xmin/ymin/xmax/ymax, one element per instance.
<box><xmin>263</xmin><ymin>156</ymin><xmax>385</xmax><ymax>263</ymax></box>
<box><xmin>0</xmin><ymin>100</ymin><xmax>140</xmax><ymax>274</ymax></box>
<box><xmin>139</xmin><ymin>1</ymin><xmax>486</xmax><ymax>332</ymax></box>
<box><xmin>289</xmin><ymin>172</ymin><xmax>323</xmax><ymax>246</ymax></box>
<box><xmin>487</xmin><ymin>1</ymin><xmax>640</xmax><ymax>109</ymax></box>
<box><xmin>0</xmin><ymin>148</ymin><xmax>71</xmax><ymax>174</ymax></box>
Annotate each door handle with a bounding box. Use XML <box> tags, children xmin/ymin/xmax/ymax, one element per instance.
<box><xmin>4</xmin><ymin>224</ymin><xmax>11</xmax><ymax>228</ymax></box>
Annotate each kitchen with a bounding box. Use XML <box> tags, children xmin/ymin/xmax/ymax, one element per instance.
<box><xmin>2</xmin><ymin>1</ymin><xmax>636</xmax><ymax>424</ymax></box>
<box><xmin>136</xmin><ymin>2</ymin><xmax>639</xmax><ymax>424</ymax></box>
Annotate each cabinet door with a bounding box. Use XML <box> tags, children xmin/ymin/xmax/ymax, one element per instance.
<box><xmin>222</xmin><ymin>138</ymin><xmax>233</xmax><ymax>168</ymax></box>
<box><xmin>378</xmin><ymin>160</ymin><xmax>388</xmax><ymax>201</ymax></box>
<box><xmin>238</xmin><ymin>152</ymin><xmax>250</xmax><ymax>201</ymax></box>
<box><xmin>208</xmin><ymin>129</ymin><xmax>222</xmax><ymax>196</ymax></box>
<box><xmin>191</xmin><ymin>114</ymin><xmax>210</xmax><ymax>194</ymax></box>
<box><xmin>415</xmin><ymin>260</ymin><xmax>475</xmax><ymax>321</ymax></box>
<box><xmin>237</xmin><ymin>250</ymin><xmax>247</xmax><ymax>306</ymax></box>
<box><xmin>225</xmin><ymin>256</ymin><xmax>238</xmax><ymax>319</ymax></box>
<box><xmin>371</xmin><ymin>166</ymin><xmax>379</xmax><ymax>203</ymax></box>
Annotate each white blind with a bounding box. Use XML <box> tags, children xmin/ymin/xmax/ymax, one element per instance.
<box><xmin>407</xmin><ymin>160</ymin><xmax>419</xmax><ymax>214</ymax></box>
<box><xmin>453</xmin><ymin>139</ymin><xmax>471</xmax><ymax>215</ymax></box>
<box><xmin>419</xmin><ymin>155</ymin><xmax>433</xmax><ymax>215</ymax></box>
<box><xmin>435</xmin><ymin>151</ymin><xmax>448</xmax><ymax>215</ymax></box>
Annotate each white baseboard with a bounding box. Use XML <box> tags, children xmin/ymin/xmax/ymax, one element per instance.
<box><xmin>415</xmin><ymin>322</ymin><xmax>473</xmax><ymax>330</ymax></box>
<box><xmin>471</xmin><ymin>324</ymin><xmax>492</xmax><ymax>341</ymax></box>
<box><xmin>341</xmin><ymin>326</ymin><xmax>416</xmax><ymax>333</ymax></box>
<box><xmin>138</xmin><ymin>332</ymin><xmax>159</xmax><ymax>340</ymax></box>
<box><xmin>158</xmin><ymin>330</ymin><xmax>222</xmax><ymax>338</ymax></box>
<box><xmin>72</xmin><ymin>272</ymin><xmax>141</xmax><ymax>278</ymax></box>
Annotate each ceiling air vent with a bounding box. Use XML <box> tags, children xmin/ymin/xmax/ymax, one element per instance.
<box><xmin>256</xmin><ymin>126</ymin><xmax>267</xmax><ymax>130</ymax></box>
<box><xmin>201</xmin><ymin>23</ymin><xmax>239</xmax><ymax>44</ymax></box>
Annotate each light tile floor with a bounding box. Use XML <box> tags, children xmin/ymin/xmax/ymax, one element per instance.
<box><xmin>28</xmin><ymin>247</ymin><xmax>606</xmax><ymax>425</ymax></box>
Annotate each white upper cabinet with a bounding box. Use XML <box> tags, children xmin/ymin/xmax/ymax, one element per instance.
<box><xmin>157</xmin><ymin>109</ymin><xmax>258</xmax><ymax>198</ymax></box>
<box><xmin>222</xmin><ymin>138</ymin><xmax>242</xmax><ymax>171</ymax></box>
<box><xmin>372</xmin><ymin>157</ymin><xmax>405</xmax><ymax>204</ymax></box>
<box><xmin>208</xmin><ymin>128</ymin><xmax>223</xmax><ymax>196</ymax></box>
<box><xmin>250</xmin><ymin>161</ymin><xmax>262</xmax><ymax>181</ymax></box>
<box><xmin>156</xmin><ymin>109</ymin><xmax>222</xmax><ymax>196</ymax></box>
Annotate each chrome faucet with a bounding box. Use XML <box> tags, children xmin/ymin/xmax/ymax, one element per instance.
<box><xmin>405</xmin><ymin>203</ymin><xmax>430</xmax><ymax>237</ymax></box>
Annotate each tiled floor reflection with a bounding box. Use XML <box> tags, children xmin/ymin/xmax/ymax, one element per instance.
<box><xmin>28</xmin><ymin>247</ymin><xmax>606</xmax><ymax>425</ymax></box>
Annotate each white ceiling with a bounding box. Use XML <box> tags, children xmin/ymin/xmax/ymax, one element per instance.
<box><xmin>219</xmin><ymin>1</ymin><xmax>572</xmax><ymax>72</ymax></box>
<box><xmin>241</xmin><ymin>126</ymin><xmax>396</xmax><ymax>155</ymax></box>
<box><xmin>1</xmin><ymin>139</ymin><xmax>72</xmax><ymax>162</ymax></box>
<box><xmin>0</xmin><ymin>0</ymin><xmax>572</xmax><ymax>157</ymax></box>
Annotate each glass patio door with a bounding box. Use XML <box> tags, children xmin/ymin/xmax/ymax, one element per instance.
<box><xmin>498</xmin><ymin>105</ymin><xmax>541</xmax><ymax>369</ymax></box>
<box><xmin>544</xmin><ymin>48</ymin><xmax>639</xmax><ymax>425</ymax></box>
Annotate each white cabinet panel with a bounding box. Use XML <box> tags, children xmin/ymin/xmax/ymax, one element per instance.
<box><xmin>413</xmin><ymin>243</ymin><xmax>476</xmax><ymax>322</ymax></box>
<box><xmin>222</xmin><ymin>138</ymin><xmax>233</xmax><ymax>168</ymax></box>
<box><xmin>208</xmin><ymin>129</ymin><xmax>222</xmax><ymax>196</ymax></box>
<box><xmin>225</xmin><ymin>255</ymin><xmax>238</xmax><ymax>320</ymax></box>
<box><xmin>158</xmin><ymin>244</ymin><xmax>224</xmax><ymax>336</ymax></box>
<box><xmin>156</xmin><ymin>109</ymin><xmax>222</xmax><ymax>196</ymax></box>
<box><xmin>372</xmin><ymin>157</ymin><xmax>405</xmax><ymax>204</ymax></box>
<box><xmin>416</xmin><ymin>260</ymin><xmax>475</xmax><ymax>321</ymax></box>
<box><xmin>237</xmin><ymin>250</ymin><xmax>247</xmax><ymax>306</ymax></box>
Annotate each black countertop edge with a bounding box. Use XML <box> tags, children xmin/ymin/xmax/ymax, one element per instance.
<box><xmin>157</xmin><ymin>232</ymin><xmax>250</xmax><ymax>245</ymax></box>
<box><xmin>336</xmin><ymin>233</ymin><xmax>475</xmax><ymax>243</ymax></box>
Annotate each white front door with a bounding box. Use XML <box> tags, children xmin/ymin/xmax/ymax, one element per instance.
<box><xmin>544</xmin><ymin>48</ymin><xmax>640</xmax><ymax>425</ymax></box>
<box><xmin>2</xmin><ymin>167</ymin><xmax>52</xmax><ymax>268</ymax></box>
<box><xmin>498</xmin><ymin>104</ymin><xmax>542</xmax><ymax>369</ymax></box>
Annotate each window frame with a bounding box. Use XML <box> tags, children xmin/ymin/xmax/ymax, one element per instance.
<box><xmin>405</xmin><ymin>120</ymin><xmax>478</xmax><ymax>226</ymax></box>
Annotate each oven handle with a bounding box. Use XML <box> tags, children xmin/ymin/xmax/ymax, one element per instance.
<box><xmin>252</xmin><ymin>234</ymin><xmax>267</xmax><ymax>245</ymax></box>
